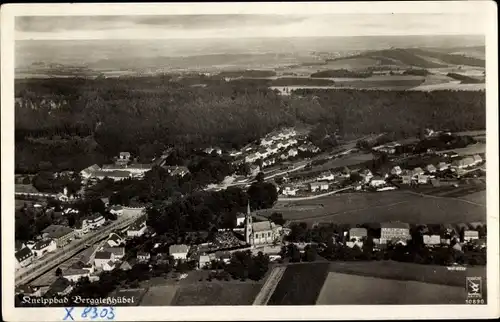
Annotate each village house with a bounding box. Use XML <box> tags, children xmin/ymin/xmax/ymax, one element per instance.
<box><xmin>62</xmin><ymin>268</ymin><xmax>93</xmax><ymax>283</ymax></box>
<box><xmin>426</xmin><ymin>164</ymin><xmax>437</xmax><ymax>173</ymax></box>
<box><xmin>198</xmin><ymin>254</ymin><xmax>215</xmax><ymax>269</ymax></box>
<box><xmin>15</xmin><ymin>241</ymin><xmax>26</xmax><ymax>252</ymax></box>
<box><xmin>266</xmin><ymin>144</ymin><xmax>279</xmax><ymax>154</ymax></box>
<box><xmin>288</xmin><ymin>148</ymin><xmax>298</xmax><ymax>157</ymax></box>
<box><xmin>84</xmin><ymin>214</ymin><xmax>106</xmax><ymax>230</ymax></box>
<box><xmin>106</xmin><ymin>233</ymin><xmax>125</xmax><ymax>247</ymax></box>
<box><xmin>31</xmin><ymin>239</ymin><xmax>57</xmax><ymax>257</ymax></box>
<box><xmin>236</xmin><ymin>213</ymin><xmax>246</xmax><ymax>227</ymax></box>
<box><xmin>360</xmin><ymin>169</ymin><xmax>373</xmax><ymax>183</ymax></box>
<box><xmin>317</xmin><ymin>171</ymin><xmax>335</xmax><ymax>181</ymax></box>
<box><xmin>137</xmin><ymin>251</ymin><xmax>151</xmax><ymax>263</ymax></box>
<box><xmin>412</xmin><ymin>167</ymin><xmax>424</xmax><ymax>177</ymax></box>
<box><xmin>349</xmin><ymin>228</ymin><xmax>368</xmax><ymax>241</ymax></box>
<box><xmin>262</xmin><ymin>158</ymin><xmax>275</xmax><ymax>167</ymax></box>
<box><xmin>249</xmin><ymin>164</ymin><xmax>261</xmax><ymax>176</ymax></box>
<box><xmin>437</xmin><ymin>162</ymin><xmax>449</xmax><ymax>171</ymax></box>
<box><xmin>423</xmin><ymin>235</ymin><xmax>441</xmax><ymax>247</ymax></box>
<box><xmin>245</xmin><ymin>152</ymin><xmax>260</xmax><ymax>163</ymax></box>
<box><xmin>119</xmin><ymin>152</ymin><xmax>131</xmax><ymax>162</ymax></box>
<box><xmin>369</xmin><ymin>176</ymin><xmax>386</xmax><ymax>188</ymax></box>
<box><xmin>390</xmin><ymin>166</ymin><xmax>402</xmax><ymax>176</ymax></box>
<box><xmin>109</xmin><ymin>205</ymin><xmax>124</xmax><ymax>216</ymax></box>
<box><xmin>380</xmin><ymin>222</ymin><xmax>411</xmax><ymax>244</ymax></box>
<box><xmin>281</xmin><ymin>185</ymin><xmax>299</xmax><ymax>196</ymax></box>
<box><xmin>451</xmin><ymin>157</ymin><xmax>475</xmax><ymax>170</ymax></box>
<box><xmin>169</xmin><ymin>244</ymin><xmax>190</xmax><ymax>260</ymax></box>
<box><xmin>94</xmin><ymin>251</ymin><xmax>116</xmax><ymax>271</ymax></box>
<box><xmin>204</xmin><ymin>147</ymin><xmax>222</xmax><ymax>155</ymax></box>
<box><xmin>46</xmin><ymin>278</ymin><xmax>73</xmax><ymax>297</ymax></box>
<box><xmin>310</xmin><ymin>181</ymin><xmax>329</xmax><ymax>193</ymax></box>
<box><xmin>464</xmin><ymin>230</ymin><xmax>480</xmax><ymax>242</ymax></box>
<box><xmin>417</xmin><ymin>174</ymin><xmax>430</xmax><ymax>184</ymax></box>
<box><xmin>127</xmin><ymin>221</ymin><xmax>147</xmax><ymax>238</ymax></box>
<box><xmin>80</xmin><ymin>164</ymin><xmax>101</xmax><ymax>180</ymax></box>
<box><xmin>102</xmin><ymin>246</ymin><xmax>125</xmax><ymax>260</ymax></box>
<box><xmin>92</xmin><ymin>170</ymin><xmax>131</xmax><ymax>181</ymax></box>
<box><xmin>15</xmin><ymin>247</ymin><xmax>34</xmax><ymax>269</ymax></box>
<box><xmin>472</xmin><ymin>154</ymin><xmax>483</xmax><ymax>165</ymax></box>
<box><xmin>119</xmin><ymin>261</ymin><xmax>132</xmax><ymax>271</ymax></box>
<box><xmin>260</xmin><ymin>137</ymin><xmax>274</xmax><ymax>146</ymax></box>
<box><xmin>41</xmin><ymin>225</ymin><xmax>75</xmax><ymax>247</ymax></box>
<box><xmin>401</xmin><ymin>174</ymin><xmax>412</xmax><ymax>185</ymax></box>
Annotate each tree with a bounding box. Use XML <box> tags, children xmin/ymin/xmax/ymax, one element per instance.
<box><xmin>55</xmin><ymin>267</ymin><xmax>62</xmax><ymax>277</ymax></box>
<box><xmin>287</xmin><ymin>244</ymin><xmax>302</xmax><ymax>262</ymax></box>
<box><xmin>255</xmin><ymin>172</ymin><xmax>265</xmax><ymax>183</ymax></box>
<box><xmin>269</xmin><ymin>212</ymin><xmax>286</xmax><ymax>226</ymax></box>
<box><xmin>304</xmin><ymin>245</ymin><xmax>318</xmax><ymax>262</ymax></box>
<box><xmin>247</xmin><ymin>182</ymin><xmax>278</xmax><ymax>210</ymax></box>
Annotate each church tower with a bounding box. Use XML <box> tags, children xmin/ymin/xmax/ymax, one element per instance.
<box><xmin>244</xmin><ymin>200</ymin><xmax>253</xmax><ymax>245</ymax></box>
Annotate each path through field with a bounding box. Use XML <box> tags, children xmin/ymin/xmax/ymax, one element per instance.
<box><xmin>252</xmin><ymin>266</ymin><xmax>286</xmax><ymax>305</ymax></box>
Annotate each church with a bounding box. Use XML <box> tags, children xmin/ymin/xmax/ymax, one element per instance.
<box><xmin>244</xmin><ymin>202</ymin><xmax>283</xmax><ymax>247</ymax></box>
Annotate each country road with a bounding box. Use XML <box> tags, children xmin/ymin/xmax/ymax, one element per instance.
<box><xmin>252</xmin><ymin>266</ymin><xmax>286</xmax><ymax>305</ymax></box>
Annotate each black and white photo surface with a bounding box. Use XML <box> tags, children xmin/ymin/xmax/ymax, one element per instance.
<box><xmin>1</xmin><ymin>2</ymin><xmax>498</xmax><ymax>321</ymax></box>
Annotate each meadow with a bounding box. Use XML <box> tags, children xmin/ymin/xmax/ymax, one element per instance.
<box><xmin>267</xmin><ymin>263</ymin><xmax>330</xmax><ymax>305</ymax></box>
<box><xmin>140</xmin><ymin>285</ymin><xmax>179</xmax><ymax>306</ymax></box>
<box><xmin>270</xmin><ymin>191</ymin><xmax>486</xmax><ymax>224</ymax></box>
<box><xmin>316</xmin><ymin>273</ymin><xmax>467</xmax><ymax>305</ymax></box>
<box><xmin>171</xmin><ymin>282</ymin><xmax>262</xmax><ymax>306</ymax></box>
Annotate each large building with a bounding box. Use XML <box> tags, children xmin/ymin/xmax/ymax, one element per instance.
<box><xmin>244</xmin><ymin>202</ymin><xmax>283</xmax><ymax>246</ymax></box>
<box><xmin>380</xmin><ymin>222</ymin><xmax>411</xmax><ymax>244</ymax></box>
<box><xmin>41</xmin><ymin>225</ymin><xmax>75</xmax><ymax>247</ymax></box>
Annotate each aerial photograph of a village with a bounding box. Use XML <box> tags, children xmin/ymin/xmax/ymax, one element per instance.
<box><xmin>12</xmin><ymin>9</ymin><xmax>489</xmax><ymax>308</ymax></box>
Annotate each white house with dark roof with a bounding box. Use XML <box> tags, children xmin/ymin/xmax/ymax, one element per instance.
<box><xmin>102</xmin><ymin>246</ymin><xmax>125</xmax><ymax>260</ymax></box>
<box><xmin>317</xmin><ymin>171</ymin><xmax>335</xmax><ymax>181</ymax></box>
<box><xmin>62</xmin><ymin>268</ymin><xmax>92</xmax><ymax>283</ymax></box>
<box><xmin>281</xmin><ymin>185</ymin><xmax>299</xmax><ymax>196</ymax></box>
<box><xmin>83</xmin><ymin>214</ymin><xmax>105</xmax><ymax>230</ymax></box>
<box><xmin>80</xmin><ymin>164</ymin><xmax>101</xmax><ymax>179</ymax></box>
<box><xmin>41</xmin><ymin>225</ymin><xmax>75</xmax><ymax>247</ymax></box>
<box><xmin>94</xmin><ymin>251</ymin><xmax>115</xmax><ymax>270</ymax></box>
<box><xmin>109</xmin><ymin>205</ymin><xmax>124</xmax><ymax>216</ymax></box>
<box><xmin>106</xmin><ymin>233</ymin><xmax>125</xmax><ymax>247</ymax></box>
<box><xmin>15</xmin><ymin>247</ymin><xmax>34</xmax><ymax>268</ymax></box>
<box><xmin>127</xmin><ymin>221</ymin><xmax>147</xmax><ymax>238</ymax></box>
<box><xmin>32</xmin><ymin>239</ymin><xmax>57</xmax><ymax>257</ymax></box>
<box><xmin>169</xmin><ymin>244</ymin><xmax>190</xmax><ymax>260</ymax></box>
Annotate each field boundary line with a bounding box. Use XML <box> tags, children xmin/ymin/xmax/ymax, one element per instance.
<box><xmin>401</xmin><ymin>190</ymin><xmax>486</xmax><ymax>207</ymax></box>
<box><xmin>252</xmin><ymin>266</ymin><xmax>286</xmax><ymax>305</ymax></box>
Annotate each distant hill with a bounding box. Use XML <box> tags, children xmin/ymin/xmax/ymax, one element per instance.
<box><xmin>328</xmin><ymin>47</ymin><xmax>485</xmax><ymax>69</ymax></box>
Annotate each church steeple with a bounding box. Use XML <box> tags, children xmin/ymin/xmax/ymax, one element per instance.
<box><xmin>245</xmin><ymin>199</ymin><xmax>253</xmax><ymax>245</ymax></box>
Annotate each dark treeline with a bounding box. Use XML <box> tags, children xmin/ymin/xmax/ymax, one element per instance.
<box><xmin>310</xmin><ymin>69</ymin><xmax>372</xmax><ymax>78</ymax></box>
<box><xmin>15</xmin><ymin>77</ymin><xmax>485</xmax><ymax>173</ymax></box>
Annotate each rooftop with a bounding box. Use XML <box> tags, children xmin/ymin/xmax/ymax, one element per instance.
<box><xmin>381</xmin><ymin>222</ymin><xmax>410</xmax><ymax>230</ymax></box>
<box><xmin>252</xmin><ymin>221</ymin><xmax>277</xmax><ymax>232</ymax></box>
<box><xmin>94</xmin><ymin>251</ymin><xmax>112</xmax><ymax>260</ymax></box>
<box><xmin>169</xmin><ymin>244</ymin><xmax>190</xmax><ymax>254</ymax></box>
<box><xmin>93</xmin><ymin>170</ymin><xmax>131</xmax><ymax>178</ymax></box>
<box><xmin>15</xmin><ymin>247</ymin><xmax>33</xmax><ymax>261</ymax></box>
<box><xmin>32</xmin><ymin>239</ymin><xmax>53</xmax><ymax>250</ymax></box>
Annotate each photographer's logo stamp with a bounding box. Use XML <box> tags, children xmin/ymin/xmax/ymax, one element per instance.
<box><xmin>466</xmin><ymin>277</ymin><xmax>482</xmax><ymax>299</ymax></box>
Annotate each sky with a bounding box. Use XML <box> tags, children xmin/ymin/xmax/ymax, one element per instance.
<box><xmin>15</xmin><ymin>13</ymin><xmax>487</xmax><ymax>40</ymax></box>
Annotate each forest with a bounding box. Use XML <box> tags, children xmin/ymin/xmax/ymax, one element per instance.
<box><xmin>15</xmin><ymin>76</ymin><xmax>485</xmax><ymax>173</ymax></box>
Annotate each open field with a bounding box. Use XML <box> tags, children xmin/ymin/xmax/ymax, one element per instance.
<box><xmin>436</xmin><ymin>142</ymin><xmax>486</xmax><ymax>156</ymax></box>
<box><xmin>410</xmin><ymin>82</ymin><xmax>485</xmax><ymax>91</ymax></box>
<box><xmin>328</xmin><ymin>261</ymin><xmax>486</xmax><ymax>288</ymax></box>
<box><xmin>140</xmin><ymin>285</ymin><xmax>179</xmax><ymax>306</ymax></box>
<box><xmin>267</xmin><ymin>263</ymin><xmax>330</xmax><ymax>305</ymax></box>
<box><xmin>268</xmin><ymin>191</ymin><xmax>486</xmax><ymax>224</ymax></box>
<box><xmin>316</xmin><ymin>273</ymin><xmax>467</xmax><ymax>305</ymax></box>
<box><xmin>292</xmin><ymin>152</ymin><xmax>374</xmax><ymax>176</ymax></box>
<box><xmin>171</xmin><ymin>282</ymin><xmax>262</xmax><ymax>306</ymax></box>
<box><xmin>459</xmin><ymin>190</ymin><xmax>487</xmax><ymax>205</ymax></box>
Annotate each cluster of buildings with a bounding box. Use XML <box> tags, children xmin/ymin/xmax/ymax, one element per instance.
<box><xmin>345</xmin><ymin>222</ymin><xmax>486</xmax><ymax>251</ymax></box>
<box><xmin>79</xmin><ymin>152</ymin><xmax>152</xmax><ymax>182</ymax></box>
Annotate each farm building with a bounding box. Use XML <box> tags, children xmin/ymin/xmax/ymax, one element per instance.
<box><xmin>380</xmin><ymin>222</ymin><xmax>411</xmax><ymax>244</ymax></box>
<box><xmin>369</xmin><ymin>176</ymin><xmax>386</xmax><ymax>187</ymax></box>
<box><xmin>464</xmin><ymin>230</ymin><xmax>479</xmax><ymax>242</ymax></box>
<box><xmin>310</xmin><ymin>182</ymin><xmax>329</xmax><ymax>192</ymax></box>
<box><xmin>349</xmin><ymin>228</ymin><xmax>368</xmax><ymax>241</ymax></box>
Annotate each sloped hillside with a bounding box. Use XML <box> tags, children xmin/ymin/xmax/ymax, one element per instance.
<box><xmin>329</xmin><ymin>47</ymin><xmax>485</xmax><ymax>69</ymax></box>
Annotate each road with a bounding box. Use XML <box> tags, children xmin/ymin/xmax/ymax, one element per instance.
<box><xmin>277</xmin><ymin>186</ymin><xmax>353</xmax><ymax>201</ymax></box>
<box><xmin>15</xmin><ymin>208</ymin><xmax>143</xmax><ymax>287</ymax></box>
<box><xmin>252</xmin><ymin>266</ymin><xmax>286</xmax><ymax>305</ymax></box>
